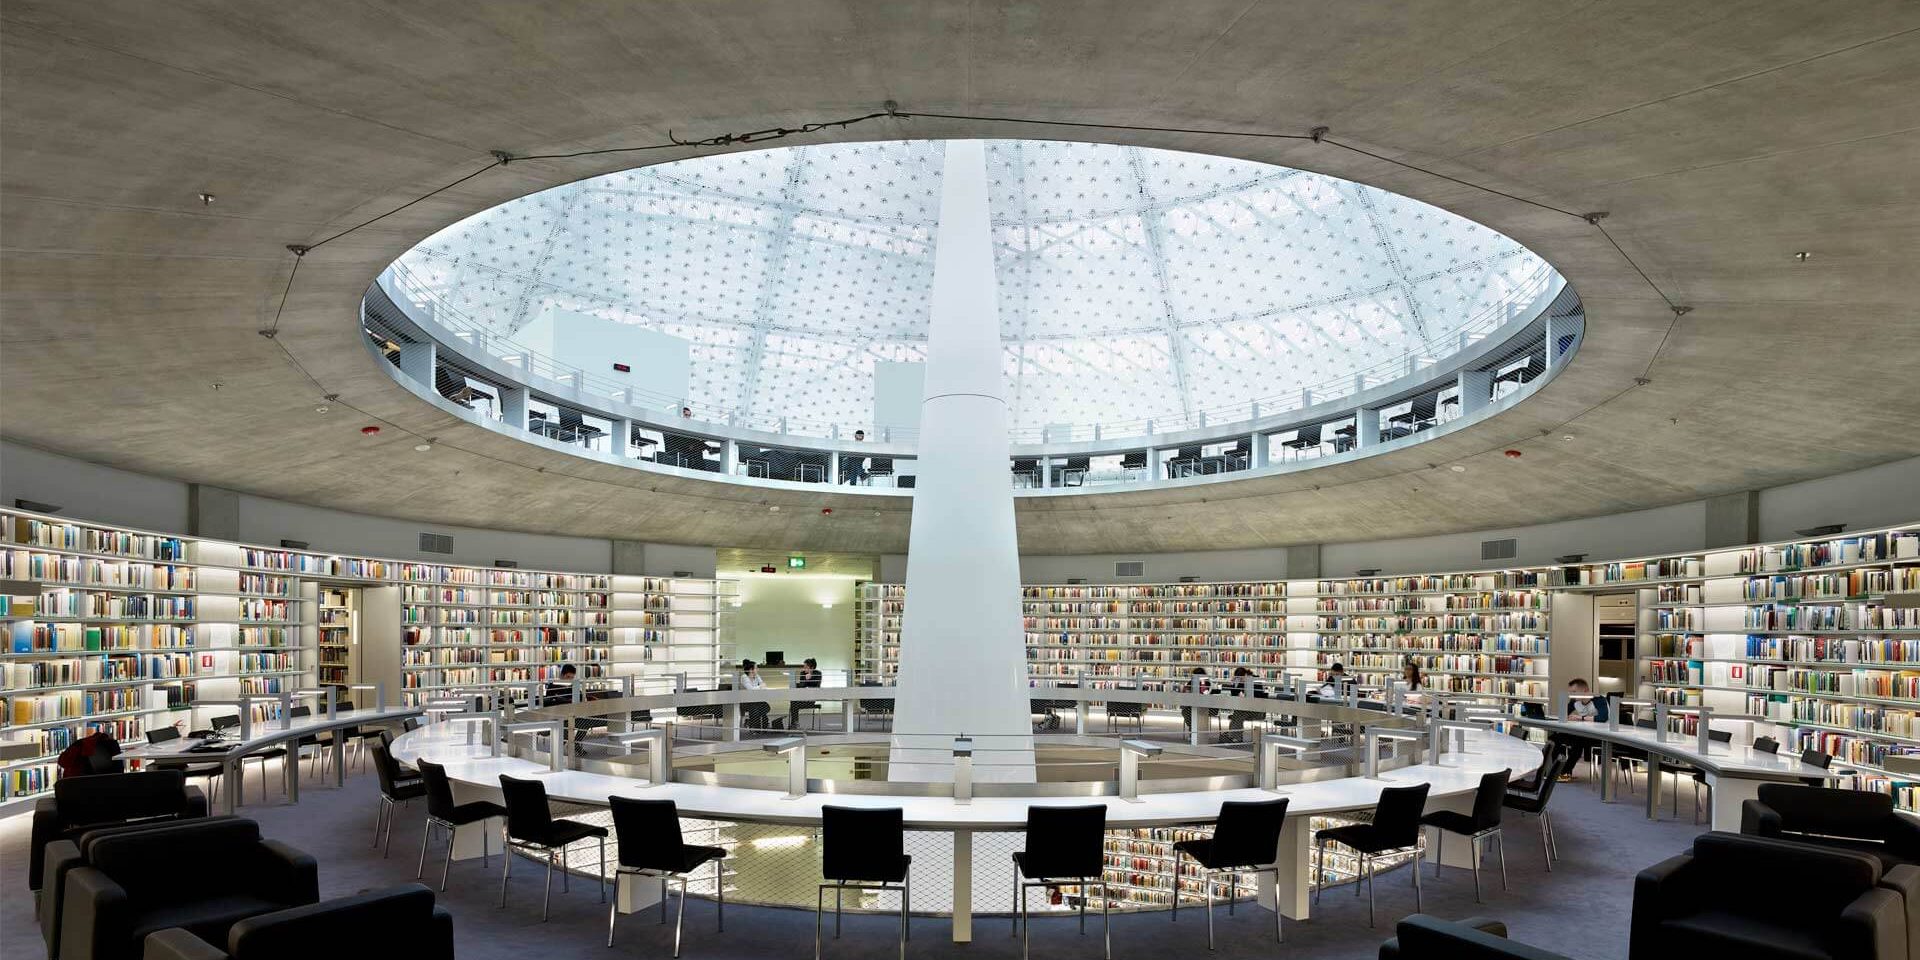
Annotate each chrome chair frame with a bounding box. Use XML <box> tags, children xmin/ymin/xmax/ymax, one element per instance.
<box><xmin>609</xmin><ymin>856</ymin><xmax>726</xmax><ymax>958</ymax></box>
<box><xmin>815</xmin><ymin>876</ymin><xmax>909</xmax><ymax>960</ymax></box>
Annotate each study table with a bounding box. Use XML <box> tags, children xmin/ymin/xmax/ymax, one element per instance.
<box><xmin>123</xmin><ymin>705</ymin><xmax>422</xmax><ymax>814</ymax></box>
<box><xmin>391</xmin><ymin>710</ymin><xmax>1542</xmax><ymax>941</ymax></box>
<box><xmin>1521</xmin><ymin>717</ymin><xmax>1839</xmax><ymax>829</ymax></box>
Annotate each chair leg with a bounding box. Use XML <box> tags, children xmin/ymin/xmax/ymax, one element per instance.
<box><xmin>1229</xmin><ymin>872</ymin><xmax>1236</xmax><ymax>916</ymax></box>
<box><xmin>836</xmin><ymin>885</ymin><xmax>843</xmax><ymax>938</ymax></box>
<box><xmin>441</xmin><ymin>824</ymin><xmax>454</xmax><ymax>891</ymax></box>
<box><xmin>544</xmin><ymin>850</ymin><xmax>555</xmax><ymax>921</ymax></box>
<box><xmin>662</xmin><ymin>877</ymin><xmax>669</xmax><ymax>923</ymax></box>
<box><xmin>607</xmin><ymin>872</ymin><xmax>620</xmax><ymax>947</ymax></box>
<box><xmin>717</xmin><ymin>857</ymin><xmax>726</xmax><ymax>931</ymax></box>
<box><xmin>599</xmin><ymin>837</ymin><xmax>607</xmax><ymax>903</ymax></box>
<box><xmin>1365</xmin><ymin>853</ymin><xmax>1375</xmax><ymax>927</ymax></box>
<box><xmin>383</xmin><ymin>801</ymin><xmax>398</xmax><ymax>857</ymax></box>
<box><xmin>417</xmin><ymin>818</ymin><xmax>432</xmax><ymax>879</ymax></box>
<box><xmin>1545</xmin><ymin>811</ymin><xmax>1560</xmax><ymax>860</ymax></box>
<box><xmin>674</xmin><ymin>875</ymin><xmax>687</xmax><ymax>958</ymax></box>
<box><xmin>500</xmin><ymin>839</ymin><xmax>513</xmax><ymax>907</ymax></box>
<box><xmin>1411</xmin><ymin>843</ymin><xmax>1422</xmax><ymax>913</ymax></box>
<box><xmin>562</xmin><ymin>844</ymin><xmax>571</xmax><ymax>893</ymax></box>
<box><xmin>1314</xmin><ymin>839</ymin><xmax>1326</xmax><ymax>905</ymax></box>
<box><xmin>1497</xmin><ymin>829</ymin><xmax>1509</xmax><ymax>890</ymax></box>
<box><xmin>1272</xmin><ymin>867</ymin><xmax>1283</xmax><ymax>943</ymax></box>
<box><xmin>815</xmin><ymin>885</ymin><xmax>824</xmax><ymax>960</ymax></box>
<box><xmin>1434</xmin><ymin>829</ymin><xmax>1444</xmax><ymax>877</ymax></box>
<box><xmin>1204</xmin><ymin>868</ymin><xmax>1215</xmax><ymax>950</ymax></box>
<box><xmin>1539</xmin><ymin>815</ymin><xmax>1552</xmax><ymax>871</ymax></box>
<box><xmin>1011</xmin><ymin>859</ymin><xmax>1021</xmax><ymax>937</ymax></box>
<box><xmin>373</xmin><ymin>797</ymin><xmax>387</xmax><ymax>848</ymax></box>
<box><xmin>1021</xmin><ymin>883</ymin><xmax>1030</xmax><ymax>960</ymax></box>
<box><xmin>1471</xmin><ymin>835</ymin><xmax>1482</xmax><ymax>903</ymax></box>
<box><xmin>1079</xmin><ymin>879</ymin><xmax>1087</xmax><ymax>935</ymax></box>
<box><xmin>899</xmin><ymin>879</ymin><xmax>909</xmax><ymax>960</ymax></box>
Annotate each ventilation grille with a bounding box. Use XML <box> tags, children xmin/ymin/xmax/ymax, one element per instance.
<box><xmin>1481</xmin><ymin>538</ymin><xmax>1518</xmax><ymax>561</ymax></box>
<box><xmin>418</xmin><ymin>532</ymin><xmax>454</xmax><ymax>555</ymax></box>
<box><xmin>1115</xmin><ymin>561</ymin><xmax>1145</xmax><ymax>578</ymax></box>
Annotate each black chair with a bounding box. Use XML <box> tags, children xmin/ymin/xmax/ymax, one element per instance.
<box><xmin>1420</xmin><ymin>770</ymin><xmax>1510</xmax><ymax>902</ymax></box>
<box><xmin>237</xmin><ymin>706</ymin><xmax>318</xmax><ymax>803</ymax></box>
<box><xmin>1803</xmin><ymin>747</ymin><xmax>1838</xmax><ymax>787</ymax></box>
<box><xmin>817</xmin><ymin>805</ymin><xmax>911</xmax><ymax>960</ymax></box>
<box><xmin>370</xmin><ymin>740</ymin><xmax>425</xmax><ymax>856</ymax></box>
<box><xmin>608</xmin><ymin>796</ymin><xmax>725</xmax><ymax>957</ymax></box>
<box><xmin>1632</xmin><ymin>832</ymin><xmax>1910</xmax><ymax>959</ymax></box>
<box><xmin>42</xmin><ymin>816</ymin><xmax>244</xmax><ymax>960</ymax></box>
<box><xmin>1104</xmin><ymin>689</ymin><xmax>1146</xmax><ymax>733</ymax></box>
<box><xmin>855</xmin><ymin>682</ymin><xmax>896</xmax><ymax>732</ymax></box>
<box><xmin>498</xmin><ymin>774</ymin><xmax>607</xmax><ymax>919</ymax></box>
<box><xmin>1742</xmin><ymin>783</ymin><xmax>1920</xmax><ymax>869</ymax></box>
<box><xmin>141</xmin><ymin>883</ymin><xmax>455</xmax><ymax>960</ymax></box>
<box><xmin>1378</xmin><ymin>914</ymin><xmax>1572</xmax><ymax>959</ymax></box>
<box><xmin>30</xmin><ymin>769</ymin><xmax>206</xmax><ymax>892</ymax></box>
<box><xmin>1011</xmin><ymin>804</ymin><xmax>1109</xmax><ymax>960</ymax></box>
<box><xmin>58</xmin><ymin>817</ymin><xmax>317</xmax><ymax>960</ymax></box>
<box><xmin>141</xmin><ymin>727</ymin><xmax>226</xmax><ymax>795</ymax></box>
<box><xmin>1678</xmin><ymin>728</ymin><xmax>1734</xmax><ymax>822</ymax></box>
<box><xmin>1316</xmin><ymin>783</ymin><xmax>1430</xmax><ymax>926</ymax></box>
<box><xmin>1170</xmin><ymin>798</ymin><xmax>1288</xmax><ymax>948</ymax></box>
<box><xmin>1754</xmin><ymin>735</ymin><xmax>1781</xmax><ymax>754</ymax></box>
<box><xmin>414</xmin><ymin>759</ymin><xmax>504</xmax><ymax>891</ymax></box>
<box><xmin>1503</xmin><ymin>749</ymin><xmax>1573</xmax><ymax>871</ymax></box>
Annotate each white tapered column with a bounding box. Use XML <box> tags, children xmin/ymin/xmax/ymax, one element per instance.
<box><xmin>888</xmin><ymin>141</ymin><xmax>1035</xmax><ymax>783</ymax></box>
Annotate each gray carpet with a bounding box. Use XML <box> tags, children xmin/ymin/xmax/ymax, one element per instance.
<box><xmin>4</xmin><ymin>763</ymin><xmax>1697</xmax><ymax>959</ymax></box>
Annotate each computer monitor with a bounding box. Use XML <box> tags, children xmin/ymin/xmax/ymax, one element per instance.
<box><xmin>763</xmin><ymin>651</ymin><xmax>785</xmax><ymax>666</ymax></box>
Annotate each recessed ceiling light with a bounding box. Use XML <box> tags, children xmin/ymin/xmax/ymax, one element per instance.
<box><xmin>768</xmin><ymin>505</ymin><xmax>781</xmax><ymax>512</ymax></box>
<box><xmin>1562</xmin><ymin>435</ymin><xmax>1575</xmax><ymax>441</ymax></box>
<box><xmin>1449</xmin><ymin>465</ymin><xmax>1467</xmax><ymax>473</ymax></box>
<box><xmin>197</xmin><ymin>193</ymin><xmax>215</xmax><ymax>205</ymax></box>
<box><xmin>1792</xmin><ymin>251</ymin><xmax>1811</xmax><ymax>262</ymax></box>
<box><xmin>413</xmin><ymin>442</ymin><xmax>433</xmax><ymax>452</ymax></box>
<box><xmin>314</xmin><ymin>404</ymin><xmax>330</xmax><ymax>414</ymax></box>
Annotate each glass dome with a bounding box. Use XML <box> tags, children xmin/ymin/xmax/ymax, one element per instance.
<box><xmin>392</xmin><ymin>139</ymin><xmax>1550</xmax><ymax>435</ymax></box>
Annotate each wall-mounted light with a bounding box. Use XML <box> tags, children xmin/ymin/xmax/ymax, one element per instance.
<box><xmin>820</xmin><ymin>602</ymin><xmax>834</xmax><ymax>610</ymax></box>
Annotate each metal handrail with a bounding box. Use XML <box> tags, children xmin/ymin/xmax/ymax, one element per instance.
<box><xmin>382</xmin><ymin>257</ymin><xmax>1558</xmax><ymax>445</ymax></box>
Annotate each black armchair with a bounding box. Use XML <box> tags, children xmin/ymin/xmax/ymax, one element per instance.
<box><xmin>59</xmin><ymin>817</ymin><xmax>317</xmax><ymax>960</ymax></box>
<box><xmin>1378</xmin><ymin>915</ymin><xmax>1571</xmax><ymax>959</ymax></box>
<box><xmin>141</xmin><ymin>883</ymin><xmax>454</xmax><ymax>960</ymax></box>
<box><xmin>1744</xmin><ymin>784</ymin><xmax>1920</xmax><ymax>869</ymax></box>
<box><xmin>1631</xmin><ymin>832</ymin><xmax>1909</xmax><ymax>960</ymax></box>
<box><xmin>31</xmin><ymin>770</ymin><xmax>206</xmax><ymax>891</ymax></box>
<box><xmin>41</xmin><ymin>817</ymin><xmax>245</xmax><ymax>960</ymax></box>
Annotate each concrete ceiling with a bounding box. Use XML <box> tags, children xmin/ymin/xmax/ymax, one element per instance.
<box><xmin>2</xmin><ymin>1</ymin><xmax>1916</xmax><ymax>556</ymax></box>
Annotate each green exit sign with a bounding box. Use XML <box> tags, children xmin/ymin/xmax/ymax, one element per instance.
<box><xmin>787</xmin><ymin>556</ymin><xmax>806</xmax><ymax>569</ymax></box>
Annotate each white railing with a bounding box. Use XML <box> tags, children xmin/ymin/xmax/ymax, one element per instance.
<box><xmin>383</xmin><ymin>257</ymin><xmax>1557</xmax><ymax>446</ymax></box>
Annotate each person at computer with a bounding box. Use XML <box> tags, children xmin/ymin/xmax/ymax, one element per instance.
<box><xmin>1557</xmin><ymin>677</ymin><xmax>1611</xmax><ymax>781</ymax></box>
<box><xmin>841</xmin><ymin>430</ymin><xmax>869</xmax><ymax>485</ymax></box>
<box><xmin>1224</xmin><ymin>666</ymin><xmax>1264</xmax><ymax>743</ymax></box>
<box><xmin>1315</xmin><ymin>662</ymin><xmax>1347</xmax><ymax>698</ymax></box>
<box><xmin>739</xmin><ymin>659</ymin><xmax>771</xmax><ymax>731</ymax></box>
<box><xmin>540</xmin><ymin>663</ymin><xmax>578</xmax><ymax>707</ymax></box>
<box><xmin>787</xmin><ymin>657</ymin><xmax>822</xmax><ymax>729</ymax></box>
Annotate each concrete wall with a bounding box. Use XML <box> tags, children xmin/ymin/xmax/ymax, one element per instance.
<box><xmin>1758</xmin><ymin>455</ymin><xmax>1920</xmax><ymax>542</ymax></box>
<box><xmin>7</xmin><ymin>439</ymin><xmax>1917</xmax><ymax>579</ymax></box>
<box><xmin>0</xmin><ymin>440</ymin><xmax>190</xmax><ymax>533</ymax></box>
<box><xmin>232</xmin><ymin>493</ymin><xmax>615</xmax><ymax>573</ymax></box>
<box><xmin>726</xmin><ymin>573</ymin><xmax>858</xmax><ymax>672</ymax></box>
<box><xmin>1019</xmin><ymin>548</ymin><xmax>1289</xmax><ymax>583</ymax></box>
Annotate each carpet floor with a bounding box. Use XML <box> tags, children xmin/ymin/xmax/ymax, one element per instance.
<box><xmin>4</xmin><ymin>761</ymin><xmax>1699</xmax><ymax>959</ymax></box>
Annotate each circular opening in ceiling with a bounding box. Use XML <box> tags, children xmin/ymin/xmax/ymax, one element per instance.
<box><xmin>386</xmin><ymin>139</ymin><xmax>1556</xmax><ymax>437</ymax></box>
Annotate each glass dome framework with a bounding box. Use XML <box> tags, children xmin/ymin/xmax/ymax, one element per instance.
<box><xmin>393</xmin><ymin>139</ymin><xmax>1550</xmax><ymax>437</ymax></box>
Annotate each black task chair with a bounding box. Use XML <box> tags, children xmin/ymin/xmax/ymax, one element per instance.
<box><xmin>1419</xmin><ymin>770</ymin><xmax>1510</xmax><ymax>902</ymax></box>
<box><xmin>414</xmin><ymin>759</ymin><xmax>504</xmax><ymax>891</ymax></box>
<box><xmin>1170</xmin><ymin>798</ymin><xmax>1289</xmax><ymax>948</ymax></box>
<box><xmin>1011</xmin><ymin>804</ymin><xmax>1110</xmax><ymax>960</ymax></box>
<box><xmin>1317</xmin><ymin>783</ymin><xmax>1430</xmax><ymax>926</ymax></box>
<box><xmin>817</xmin><ymin>805</ymin><xmax>911</xmax><ymax>960</ymax></box>
<box><xmin>370</xmin><ymin>740</ymin><xmax>425</xmax><ymax>856</ymax></box>
<box><xmin>1503</xmin><ymin>749</ymin><xmax>1574</xmax><ymax>871</ymax></box>
<box><xmin>1802</xmin><ymin>747</ymin><xmax>1837</xmax><ymax>787</ymax></box>
<box><xmin>498</xmin><ymin>774</ymin><xmax>608</xmax><ymax>920</ymax></box>
<box><xmin>608</xmin><ymin>796</ymin><xmax>726</xmax><ymax>957</ymax></box>
<box><xmin>1753</xmin><ymin>735</ymin><xmax>1781</xmax><ymax>754</ymax></box>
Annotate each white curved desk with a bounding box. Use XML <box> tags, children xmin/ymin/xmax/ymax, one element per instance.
<box><xmin>125</xmin><ymin>706</ymin><xmax>422</xmax><ymax>813</ymax></box>
<box><xmin>392</xmin><ymin>722</ymin><xmax>1542</xmax><ymax>940</ymax></box>
<box><xmin>1522</xmin><ymin>718</ymin><xmax>1838</xmax><ymax>829</ymax></box>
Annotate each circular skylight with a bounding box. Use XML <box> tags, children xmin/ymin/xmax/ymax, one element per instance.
<box><xmin>391</xmin><ymin>139</ymin><xmax>1551</xmax><ymax>434</ymax></box>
